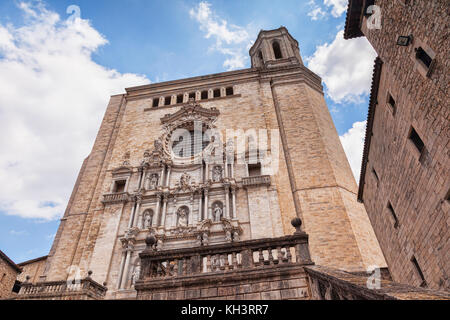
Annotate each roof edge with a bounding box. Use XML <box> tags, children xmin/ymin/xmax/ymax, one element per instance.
<box><xmin>344</xmin><ymin>0</ymin><xmax>365</xmax><ymax>40</ymax></box>
<box><xmin>0</xmin><ymin>250</ymin><xmax>22</xmax><ymax>273</ymax></box>
<box><xmin>358</xmin><ymin>56</ymin><xmax>383</xmax><ymax>202</ymax></box>
<box><xmin>17</xmin><ymin>255</ymin><xmax>48</xmax><ymax>267</ymax></box>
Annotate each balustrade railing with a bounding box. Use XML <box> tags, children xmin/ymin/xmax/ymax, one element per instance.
<box><xmin>139</xmin><ymin>233</ymin><xmax>311</xmax><ymax>281</ymax></box>
<box><xmin>242</xmin><ymin>175</ymin><xmax>271</xmax><ymax>187</ymax></box>
<box><xmin>102</xmin><ymin>192</ymin><xmax>130</xmax><ymax>204</ymax></box>
<box><xmin>19</xmin><ymin>278</ymin><xmax>107</xmax><ymax>298</ymax></box>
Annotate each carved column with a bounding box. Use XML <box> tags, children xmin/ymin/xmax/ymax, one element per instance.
<box><xmin>117</xmin><ymin>251</ymin><xmax>126</xmax><ymax>289</ymax></box>
<box><xmin>155</xmin><ymin>194</ymin><xmax>162</xmax><ymax>227</ymax></box>
<box><xmin>165</xmin><ymin>165</ymin><xmax>172</xmax><ymax>187</ymax></box>
<box><xmin>120</xmin><ymin>242</ymin><xmax>134</xmax><ymax>289</ymax></box>
<box><xmin>231</xmin><ymin>186</ymin><xmax>237</xmax><ymax>219</ymax></box>
<box><xmin>205</xmin><ymin>163</ymin><xmax>209</xmax><ymax>181</ymax></box>
<box><xmin>198</xmin><ymin>191</ymin><xmax>203</xmax><ymax>222</ymax></box>
<box><xmin>204</xmin><ymin>189</ymin><xmax>209</xmax><ymax>220</ymax></box>
<box><xmin>224</xmin><ymin>185</ymin><xmax>230</xmax><ymax>219</ymax></box>
<box><xmin>137</xmin><ymin>167</ymin><xmax>144</xmax><ymax>190</ymax></box>
<box><xmin>133</xmin><ymin>196</ymin><xmax>142</xmax><ymax>228</ymax></box>
<box><xmin>224</xmin><ymin>161</ymin><xmax>228</xmax><ymax>178</ymax></box>
<box><xmin>160</xmin><ymin>165</ymin><xmax>165</xmax><ymax>187</ymax></box>
<box><xmin>161</xmin><ymin>194</ymin><xmax>169</xmax><ymax>228</ymax></box>
<box><xmin>127</xmin><ymin>200</ymin><xmax>137</xmax><ymax>229</ymax></box>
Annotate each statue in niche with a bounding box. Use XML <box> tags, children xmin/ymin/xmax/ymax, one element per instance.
<box><xmin>233</xmin><ymin>231</ymin><xmax>240</xmax><ymax>242</ymax></box>
<box><xmin>154</xmin><ymin>138</ymin><xmax>163</xmax><ymax>153</ymax></box>
<box><xmin>212</xmin><ymin>166</ymin><xmax>222</xmax><ymax>182</ymax></box>
<box><xmin>131</xmin><ymin>262</ymin><xmax>141</xmax><ymax>286</ymax></box>
<box><xmin>180</xmin><ymin>172</ymin><xmax>191</xmax><ymax>187</ymax></box>
<box><xmin>149</xmin><ymin>173</ymin><xmax>159</xmax><ymax>189</ymax></box>
<box><xmin>156</xmin><ymin>239</ymin><xmax>163</xmax><ymax>252</ymax></box>
<box><xmin>177</xmin><ymin>207</ymin><xmax>189</xmax><ymax>227</ymax></box>
<box><xmin>143</xmin><ymin>211</ymin><xmax>153</xmax><ymax>229</ymax></box>
<box><xmin>202</xmin><ymin>232</ymin><xmax>209</xmax><ymax>246</ymax></box>
<box><xmin>225</xmin><ymin>230</ymin><xmax>232</xmax><ymax>243</ymax></box>
<box><xmin>142</xmin><ymin>150</ymin><xmax>151</xmax><ymax>166</ymax></box>
<box><xmin>213</xmin><ymin>203</ymin><xmax>223</xmax><ymax>222</ymax></box>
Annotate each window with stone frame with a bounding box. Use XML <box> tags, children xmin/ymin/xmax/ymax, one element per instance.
<box><xmin>153</xmin><ymin>98</ymin><xmax>159</xmax><ymax>108</ymax></box>
<box><xmin>408</xmin><ymin>127</ymin><xmax>425</xmax><ymax>155</ymax></box>
<box><xmin>113</xmin><ymin>180</ymin><xmax>127</xmax><ymax>193</ymax></box>
<box><xmin>272</xmin><ymin>41</ymin><xmax>283</xmax><ymax>59</ymax></box>
<box><xmin>176</xmin><ymin>94</ymin><xmax>183</xmax><ymax>104</ymax></box>
<box><xmin>248</xmin><ymin>163</ymin><xmax>262</xmax><ymax>177</ymax></box>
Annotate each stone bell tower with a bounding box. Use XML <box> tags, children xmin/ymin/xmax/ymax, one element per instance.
<box><xmin>249</xmin><ymin>27</ymin><xmax>304</xmax><ymax>68</ymax></box>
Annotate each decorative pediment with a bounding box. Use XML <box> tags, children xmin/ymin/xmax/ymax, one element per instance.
<box><xmin>160</xmin><ymin>99</ymin><xmax>220</xmax><ymax>125</ymax></box>
<box><xmin>112</xmin><ymin>166</ymin><xmax>132</xmax><ymax>176</ymax></box>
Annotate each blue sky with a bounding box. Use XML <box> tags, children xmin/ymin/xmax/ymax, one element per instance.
<box><xmin>0</xmin><ymin>0</ymin><xmax>376</xmax><ymax>263</ymax></box>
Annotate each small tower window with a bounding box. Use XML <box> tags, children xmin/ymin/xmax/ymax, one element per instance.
<box><xmin>258</xmin><ymin>50</ymin><xmax>263</xmax><ymax>63</ymax></box>
<box><xmin>387</xmin><ymin>202</ymin><xmax>399</xmax><ymax>229</ymax></box>
<box><xmin>226</xmin><ymin>87</ymin><xmax>234</xmax><ymax>96</ymax></box>
<box><xmin>176</xmin><ymin>94</ymin><xmax>183</xmax><ymax>104</ymax></box>
<box><xmin>273</xmin><ymin>41</ymin><xmax>283</xmax><ymax>59</ymax></box>
<box><xmin>153</xmin><ymin>98</ymin><xmax>159</xmax><ymax>108</ymax></box>
<box><xmin>408</xmin><ymin>127</ymin><xmax>425</xmax><ymax>154</ymax></box>
<box><xmin>387</xmin><ymin>93</ymin><xmax>396</xmax><ymax>114</ymax></box>
<box><xmin>189</xmin><ymin>92</ymin><xmax>196</xmax><ymax>100</ymax></box>
<box><xmin>213</xmin><ymin>89</ymin><xmax>221</xmax><ymax>98</ymax></box>
<box><xmin>164</xmin><ymin>96</ymin><xmax>171</xmax><ymax>106</ymax></box>
<box><xmin>201</xmin><ymin>90</ymin><xmax>208</xmax><ymax>100</ymax></box>
<box><xmin>415</xmin><ymin>47</ymin><xmax>432</xmax><ymax>68</ymax></box>
<box><xmin>411</xmin><ymin>256</ymin><xmax>427</xmax><ymax>287</ymax></box>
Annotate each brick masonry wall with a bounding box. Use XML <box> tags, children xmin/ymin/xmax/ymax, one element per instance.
<box><xmin>359</xmin><ymin>0</ymin><xmax>449</xmax><ymax>290</ymax></box>
<box><xmin>0</xmin><ymin>257</ymin><xmax>20</xmax><ymax>299</ymax></box>
<box><xmin>17</xmin><ymin>258</ymin><xmax>47</xmax><ymax>284</ymax></box>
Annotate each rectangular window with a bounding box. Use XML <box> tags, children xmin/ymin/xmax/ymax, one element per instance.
<box><xmin>164</xmin><ymin>96</ymin><xmax>171</xmax><ymax>106</ymax></box>
<box><xmin>213</xmin><ymin>89</ymin><xmax>221</xmax><ymax>98</ymax></box>
<box><xmin>189</xmin><ymin>92</ymin><xmax>196</xmax><ymax>100</ymax></box>
<box><xmin>153</xmin><ymin>98</ymin><xmax>159</xmax><ymax>108</ymax></box>
<box><xmin>415</xmin><ymin>47</ymin><xmax>432</xmax><ymax>68</ymax></box>
<box><xmin>387</xmin><ymin>93</ymin><xmax>396</xmax><ymax>114</ymax></box>
<box><xmin>387</xmin><ymin>202</ymin><xmax>399</xmax><ymax>229</ymax></box>
<box><xmin>411</xmin><ymin>256</ymin><xmax>427</xmax><ymax>287</ymax></box>
<box><xmin>113</xmin><ymin>180</ymin><xmax>126</xmax><ymax>193</ymax></box>
<box><xmin>248</xmin><ymin>163</ymin><xmax>262</xmax><ymax>177</ymax></box>
<box><xmin>226</xmin><ymin>87</ymin><xmax>234</xmax><ymax>96</ymax></box>
<box><xmin>201</xmin><ymin>90</ymin><xmax>208</xmax><ymax>100</ymax></box>
<box><xmin>409</xmin><ymin>127</ymin><xmax>425</xmax><ymax>154</ymax></box>
<box><xmin>176</xmin><ymin>94</ymin><xmax>183</xmax><ymax>104</ymax></box>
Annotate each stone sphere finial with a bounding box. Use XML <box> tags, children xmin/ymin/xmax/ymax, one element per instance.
<box><xmin>25</xmin><ymin>275</ymin><xmax>31</xmax><ymax>282</ymax></box>
<box><xmin>87</xmin><ymin>270</ymin><xmax>93</xmax><ymax>277</ymax></box>
<box><xmin>145</xmin><ymin>235</ymin><xmax>156</xmax><ymax>248</ymax></box>
<box><xmin>291</xmin><ymin>217</ymin><xmax>302</xmax><ymax>233</ymax></box>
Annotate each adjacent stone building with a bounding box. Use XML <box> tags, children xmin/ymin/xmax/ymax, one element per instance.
<box><xmin>0</xmin><ymin>250</ymin><xmax>21</xmax><ymax>299</ymax></box>
<box><xmin>345</xmin><ymin>0</ymin><xmax>449</xmax><ymax>290</ymax></box>
<box><xmin>13</xmin><ymin>27</ymin><xmax>391</xmax><ymax>300</ymax></box>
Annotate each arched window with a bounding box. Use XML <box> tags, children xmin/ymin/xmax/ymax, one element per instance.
<box><xmin>273</xmin><ymin>41</ymin><xmax>282</xmax><ymax>59</ymax></box>
<box><xmin>258</xmin><ymin>50</ymin><xmax>263</xmax><ymax>62</ymax></box>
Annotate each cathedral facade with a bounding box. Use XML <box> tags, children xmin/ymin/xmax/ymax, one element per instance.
<box><xmin>26</xmin><ymin>27</ymin><xmax>387</xmax><ymax>300</ymax></box>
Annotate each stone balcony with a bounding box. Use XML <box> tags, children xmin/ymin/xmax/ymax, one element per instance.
<box><xmin>135</xmin><ymin>221</ymin><xmax>313</xmax><ymax>300</ymax></box>
<box><xmin>14</xmin><ymin>276</ymin><xmax>107</xmax><ymax>300</ymax></box>
<box><xmin>102</xmin><ymin>192</ymin><xmax>130</xmax><ymax>204</ymax></box>
<box><xmin>242</xmin><ymin>175</ymin><xmax>271</xmax><ymax>187</ymax></box>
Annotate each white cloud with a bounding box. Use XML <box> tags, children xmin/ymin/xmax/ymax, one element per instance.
<box><xmin>307</xmin><ymin>0</ymin><xmax>327</xmax><ymax>21</ymax></box>
<box><xmin>189</xmin><ymin>1</ymin><xmax>252</xmax><ymax>70</ymax></box>
<box><xmin>306</xmin><ymin>30</ymin><xmax>376</xmax><ymax>103</ymax></box>
<box><xmin>324</xmin><ymin>0</ymin><xmax>348</xmax><ymax>18</ymax></box>
<box><xmin>9</xmin><ymin>230</ymin><xmax>29</xmax><ymax>236</ymax></box>
<box><xmin>0</xmin><ymin>2</ymin><xmax>150</xmax><ymax>220</ymax></box>
<box><xmin>340</xmin><ymin>121</ymin><xmax>367</xmax><ymax>183</ymax></box>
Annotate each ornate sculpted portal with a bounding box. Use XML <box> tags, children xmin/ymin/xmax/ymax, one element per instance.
<box><xmin>119</xmin><ymin>100</ymin><xmax>242</xmax><ymax>281</ymax></box>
